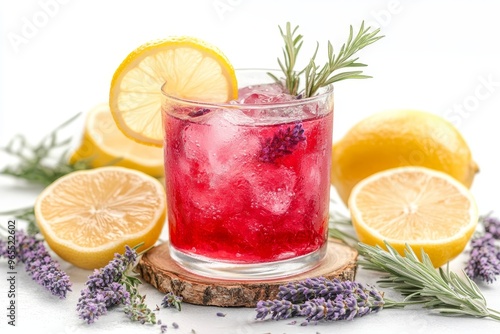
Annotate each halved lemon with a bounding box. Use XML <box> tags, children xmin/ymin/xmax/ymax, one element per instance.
<box><xmin>69</xmin><ymin>103</ymin><xmax>164</xmax><ymax>177</ymax></box>
<box><xmin>349</xmin><ymin>166</ymin><xmax>478</xmax><ymax>267</ymax></box>
<box><xmin>109</xmin><ymin>36</ymin><xmax>238</xmax><ymax>146</ymax></box>
<box><xmin>34</xmin><ymin>166</ymin><xmax>167</xmax><ymax>269</ymax></box>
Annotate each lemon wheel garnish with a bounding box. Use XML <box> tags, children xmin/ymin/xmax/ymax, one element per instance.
<box><xmin>109</xmin><ymin>36</ymin><xmax>238</xmax><ymax>147</ymax></box>
<box><xmin>349</xmin><ymin>166</ymin><xmax>478</xmax><ymax>268</ymax></box>
<box><xmin>34</xmin><ymin>166</ymin><xmax>167</xmax><ymax>269</ymax></box>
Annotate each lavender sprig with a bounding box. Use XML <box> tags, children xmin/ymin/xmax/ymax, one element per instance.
<box><xmin>77</xmin><ymin>244</ymin><xmax>156</xmax><ymax>325</ymax></box>
<box><xmin>161</xmin><ymin>291</ymin><xmax>183</xmax><ymax>311</ymax></box>
<box><xmin>256</xmin><ymin>299</ymin><xmax>300</xmax><ymax>321</ymax></box>
<box><xmin>123</xmin><ymin>294</ymin><xmax>156</xmax><ymax>324</ymax></box>
<box><xmin>0</xmin><ymin>229</ymin><xmax>72</xmax><ymax>298</ymax></box>
<box><xmin>301</xmin><ymin>291</ymin><xmax>383</xmax><ymax>323</ymax></box>
<box><xmin>255</xmin><ymin>277</ymin><xmax>399</xmax><ymax>325</ymax></box>
<box><xmin>464</xmin><ymin>213</ymin><xmax>500</xmax><ymax>283</ymax></box>
<box><xmin>482</xmin><ymin>212</ymin><xmax>500</xmax><ymax>239</ymax></box>
<box><xmin>465</xmin><ymin>234</ymin><xmax>500</xmax><ymax>283</ymax></box>
<box><xmin>277</xmin><ymin>277</ymin><xmax>388</xmax><ymax>306</ymax></box>
<box><xmin>77</xmin><ymin>245</ymin><xmax>135</xmax><ymax>323</ymax></box>
<box><xmin>259</xmin><ymin>123</ymin><xmax>306</xmax><ymax>163</ymax></box>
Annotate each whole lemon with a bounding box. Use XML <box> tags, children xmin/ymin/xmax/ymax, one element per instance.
<box><xmin>331</xmin><ymin>109</ymin><xmax>479</xmax><ymax>206</ymax></box>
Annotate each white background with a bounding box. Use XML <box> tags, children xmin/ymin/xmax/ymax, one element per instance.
<box><xmin>1</xmin><ymin>0</ymin><xmax>500</xmax><ymax>333</ymax></box>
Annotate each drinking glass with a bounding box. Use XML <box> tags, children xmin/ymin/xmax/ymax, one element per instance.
<box><xmin>161</xmin><ymin>69</ymin><xmax>334</xmax><ymax>280</ymax></box>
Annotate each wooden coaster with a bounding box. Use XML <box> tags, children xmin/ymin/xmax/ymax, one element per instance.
<box><xmin>136</xmin><ymin>238</ymin><xmax>358</xmax><ymax>307</ymax></box>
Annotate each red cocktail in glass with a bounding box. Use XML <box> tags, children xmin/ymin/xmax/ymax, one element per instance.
<box><xmin>162</xmin><ymin>70</ymin><xmax>333</xmax><ymax>279</ymax></box>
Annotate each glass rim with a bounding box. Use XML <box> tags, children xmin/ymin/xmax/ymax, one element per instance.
<box><xmin>160</xmin><ymin>68</ymin><xmax>334</xmax><ymax>110</ymax></box>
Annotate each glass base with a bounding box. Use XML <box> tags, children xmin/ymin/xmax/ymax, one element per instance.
<box><xmin>169</xmin><ymin>243</ymin><xmax>327</xmax><ymax>281</ymax></box>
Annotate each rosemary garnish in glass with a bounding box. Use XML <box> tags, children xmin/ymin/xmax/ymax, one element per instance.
<box><xmin>0</xmin><ymin>112</ymin><xmax>91</xmax><ymax>186</ymax></box>
<box><xmin>270</xmin><ymin>21</ymin><xmax>384</xmax><ymax>97</ymax></box>
<box><xmin>358</xmin><ymin>242</ymin><xmax>500</xmax><ymax>321</ymax></box>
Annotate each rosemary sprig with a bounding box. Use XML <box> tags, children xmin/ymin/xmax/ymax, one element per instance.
<box><xmin>0</xmin><ymin>206</ymin><xmax>38</xmax><ymax>235</ymax></box>
<box><xmin>271</xmin><ymin>21</ymin><xmax>383</xmax><ymax>97</ymax></box>
<box><xmin>269</xmin><ymin>22</ymin><xmax>303</xmax><ymax>95</ymax></box>
<box><xmin>0</xmin><ymin>113</ymin><xmax>91</xmax><ymax>186</ymax></box>
<box><xmin>358</xmin><ymin>242</ymin><xmax>500</xmax><ymax>321</ymax></box>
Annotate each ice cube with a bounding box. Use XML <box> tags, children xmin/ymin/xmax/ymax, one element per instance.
<box><xmin>181</xmin><ymin>125</ymin><xmax>204</xmax><ymax>161</ymax></box>
<box><xmin>182</xmin><ymin>108</ymin><xmax>261</xmax><ymax>191</ymax></box>
<box><xmin>182</xmin><ymin>110</ymin><xmax>238</xmax><ymax>163</ymax></box>
<box><xmin>203</xmin><ymin>110</ymin><xmax>258</xmax><ymax>181</ymax></box>
<box><xmin>246</xmin><ymin>164</ymin><xmax>297</xmax><ymax>215</ymax></box>
<box><xmin>300</xmin><ymin>153</ymin><xmax>322</xmax><ymax>191</ymax></box>
<box><xmin>218</xmin><ymin>108</ymin><xmax>255</xmax><ymax>126</ymax></box>
<box><xmin>189</xmin><ymin>172</ymin><xmax>252</xmax><ymax>220</ymax></box>
<box><xmin>237</xmin><ymin>83</ymin><xmax>296</xmax><ymax>104</ymax></box>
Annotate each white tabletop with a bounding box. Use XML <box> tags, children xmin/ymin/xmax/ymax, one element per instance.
<box><xmin>1</xmin><ymin>1</ymin><xmax>500</xmax><ymax>333</ymax></box>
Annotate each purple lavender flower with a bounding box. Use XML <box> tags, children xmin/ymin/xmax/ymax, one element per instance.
<box><xmin>188</xmin><ymin>108</ymin><xmax>211</xmax><ymax>117</ymax></box>
<box><xmin>465</xmin><ymin>233</ymin><xmax>500</xmax><ymax>284</ymax></box>
<box><xmin>161</xmin><ymin>291</ymin><xmax>183</xmax><ymax>310</ymax></box>
<box><xmin>0</xmin><ymin>239</ymin><xmax>9</xmax><ymax>258</ymax></box>
<box><xmin>277</xmin><ymin>276</ymin><xmax>344</xmax><ymax>302</ymax></box>
<box><xmin>259</xmin><ymin>123</ymin><xmax>306</xmax><ymax>163</ymax></box>
<box><xmin>77</xmin><ymin>283</ymin><xmax>130</xmax><ymax>324</ymax></box>
<box><xmin>0</xmin><ymin>229</ymin><xmax>71</xmax><ymax>298</ymax></box>
<box><xmin>255</xmin><ymin>299</ymin><xmax>301</xmax><ymax>320</ymax></box>
<box><xmin>300</xmin><ymin>289</ymin><xmax>384</xmax><ymax>324</ymax></box>
<box><xmin>277</xmin><ymin>277</ymin><xmax>382</xmax><ymax>306</ymax></box>
<box><xmin>482</xmin><ymin>213</ymin><xmax>500</xmax><ymax>239</ymax></box>
<box><xmin>255</xmin><ymin>277</ymin><xmax>386</xmax><ymax>324</ymax></box>
<box><xmin>77</xmin><ymin>246</ymin><xmax>137</xmax><ymax>324</ymax></box>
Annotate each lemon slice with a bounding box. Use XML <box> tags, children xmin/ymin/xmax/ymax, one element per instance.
<box><xmin>109</xmin><ymin>36</ymin><xmax>238</xmax><ymax>146</ymax></box>
<box><xmin>34</xmin><ymin>166</ymin><xmax>167</xmax><ymax>269</ymax></box>
<box><xmin>349</xmin><ymin>166</ymin><xmax>478</xmax><ymax>267</ymax></box>
<box><xmin>69</xmin><ymin>103</ymin><xmax>164</xmax><ymax>177</ymax></box>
